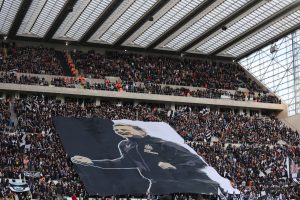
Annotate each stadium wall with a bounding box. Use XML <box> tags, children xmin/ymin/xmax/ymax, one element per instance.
<box><xmin>281</xmin><ymin>114</ymin><xmax>300</xmax><ymax>132</ymax></box>
<box><xmin>8</xmin><ymin>71</ymin><xmax>271</xmax><ymax>94</ymax></box>
<box><xmin>0</xmin><ymin>83</ymin><xmax>287</xmax><ymax>112</ymax></box>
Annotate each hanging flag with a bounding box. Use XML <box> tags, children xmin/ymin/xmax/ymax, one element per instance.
<box><xmin>285</xmin><ymin>156</ymin><xmax>300</xmax><ymax>183</ymax></box>
<box><xmin>218</xmin><ymin>187</ymin><xmax>227</xmax><ymax>200</ymax></box>
<box><xmin>285</xmin><ymin>156</ymin><xmax>290</xmax><ymax>179</ymax></box>
<box><xmin>205</xmin><ymin>130</ymin><xmax>212</xmax><ymax>142</ymax></box>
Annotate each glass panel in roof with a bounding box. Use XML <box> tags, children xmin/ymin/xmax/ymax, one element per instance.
<box><xmin>0</xmin><ymin>0</ymin><xmax>23</xmax><ymax>34</ymax></box>
<box><xmin>133</xmin><ymin>0</ymin><xmax>204</xmax><ymax>47</ymax></box>
<box><xmin>97</xmin><ymin>0</ymin><xmax>157</xmax><ymax>44</ymax></box>
<box><xmin>17</xmin><ymin>0</ymin><xmax>47</xmax><ymax>37</ymax></box>
<box><xmin>62</xmin><ymin>0</ymin><xmax>112</xmax><ymax>41</ymax></box>
<box><xmin>53</xmin><ymin>0</ymin><xmax>91</xmax><ymax>40</ymax></box>
<box><xmin>225</xmin><ymin>10</ymin><xmax>300</xmax><ymax>57</ymax></box>
<box><xmin>164</xmin><ymin>0</ymin><xmax>250</xmax><ymax>50</ymax></box>
<box><xmin>30</xmin><ymin>0</ymin><xmax>65</xmax><ymax>37</ymax></box>
<box><xmin>17</xmin><ymin>0</ymin><xmax>65</xmax><ymax>38</ymax></box>
<box><xmin>239</xmin><ymin>29</ymin><xmax>300</xmax><ymax>116</ymax></box>
<box><xmin>196</xmin><ymin>0</ymin><xmax>295</xmax><ymax>54</ymax></box>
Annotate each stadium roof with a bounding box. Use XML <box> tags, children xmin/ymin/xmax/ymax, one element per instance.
<box><xmin>1</xmin><ymin>0</ymin><xmax>299</xmax><ymax>60</ymax></box>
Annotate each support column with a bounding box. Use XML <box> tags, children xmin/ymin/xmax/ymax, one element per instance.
<box><xmin>239</xmin><ymin>108</ymin><xmax>244</xmax><ymax>115</ymax></box>
<box><xmin>56</xmin><ymin>95</ymin><xmax>65</xmax><ymax>104</ymax></box>
<box><xmin>134</xmin><ymin>101</ymin><xmax>139</xmax><ymax>107</ymax></box>
<box><xmin>246</xmin><ymin>109</ymin><xmax>250</xmax><ymax>116</ymax></box>
<box><xmin>96</xmin><ymin>98</ymin><xmax>101</xmax><ymax>106</ymax></box>
<box><xmin>14</xmin><ymin>92</ymin><xmax>20</xmax><ymax>100</ymax></box>
<box><xmin>170</xmin><ymin>103</ymin><xmax>176</xmax><ymax>111</ymax></box>
<box><xmin>207</xmin><ymin>106</ymin><xmax>210</xmax><ymax>112</ymax></box>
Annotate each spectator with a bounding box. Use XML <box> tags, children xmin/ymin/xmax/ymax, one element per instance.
<box><xmin>0</xmin><ymin>47</ymin><xmax>63</xmax><ymax>75</ymax></box>
<box><xmin>0</xmin><ymin>95</ymin><xmax>298</xmax><ymax>198</ymax></box>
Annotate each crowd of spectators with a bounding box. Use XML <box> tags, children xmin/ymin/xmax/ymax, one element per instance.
<box><xmin>0</xmin><ymin>72</ymin><xmax>281</xmax><ymax>104</ymax></box>
<box><xmin>0</xmin><ymin>99</ymin><xmax>11</xmax><ymax>133</ymax></box>
<box><xmin>0</xmin><ymin>95</ymin><xmax>298</xmax><ymax>199</ymax></box>
<box><xmin>0</xmin><ymin>46</ymin><xmax>295</xmax><ymax>199</ymax></box>
<box><xmin>71</xmin><ymin>51</ymin><xmax>262</xmax><ymax>91</ymax></box>
<box><xmin>0</xmin><ymin>47</ymin><xmax>63</xmax><ymax>75</ymax></box>
<box><xmin>175</xmin><ymin>111</ymin><xmax>298</xmax><ymax>145</ymax></box>
<box><xmin>0</xmin><ymin>97</ymin><xmax>86</xmax><ymax>199</ymax></box>
<box><xmin>0</xmin><ymin>46</ymin><xmax>283</xmax><ymax>104</ymax></box>
<box><xmin>1</xmin><ymin>47</ymin><xmax>263</xmax><ymax>93</ymax></box>
<box><xmin>194</xmin><ymin>142</ymin><xmax>299</xmax><ymax>199</ymax></box>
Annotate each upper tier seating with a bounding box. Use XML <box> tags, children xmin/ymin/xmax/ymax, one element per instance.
<box><xmin>0</xmin><ymin>45</ymin><xmax>281</xmax><ymax>104</ymax></box>
<box><xmin>0</xmin><ymin>47</ymin><xmax>63</xmax><ymax>75</ymax></box>
<box><xmin>71</xmin><ymin>50</ymin><xmax>263</xmax><ymax>91</ymax></box>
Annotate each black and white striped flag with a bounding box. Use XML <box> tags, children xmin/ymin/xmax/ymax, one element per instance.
<box><xmin>218</xmin><ymin>188</ymin><xmax>227</xmax><ymax>200</ymax></box>
<box><xmin>205</xmin><ymin>130</ymin><xmax>212</xmax><ymax>142</ymax></box>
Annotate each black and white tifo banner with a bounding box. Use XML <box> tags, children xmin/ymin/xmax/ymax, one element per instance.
<box><xmin>9</xmin><ymin>179</ymin><xmax>30</xmax><ymax>193</ymax></box>
<box><xmin>54</xmin><ymin>117</ymin><xmax>239</xmax><ymax>196</ymax></box>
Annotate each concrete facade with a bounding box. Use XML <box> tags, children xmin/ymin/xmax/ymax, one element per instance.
<box><xmin>0</xmin><ymin>83</ymin><xmax>287</xmax><ymax>113</ymax></box>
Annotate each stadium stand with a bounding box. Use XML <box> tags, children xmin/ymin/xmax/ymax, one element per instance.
<box><xmin>1</xmin><ymin>43</ymin><xmax>297</xmax><ymax>200</ymax></box>
<box><xmin>0</xmin><ymin>47</ymin><xmax>63</xmax><ymax>75</ymax></box>
<box><xmin>1</xmin><ymin>0</ymin><xmax>299</xmax><ymax>199</ymax></box>
<box><xmin>0</xmin><ymin>47</ymin><xmax>280</xmax><ymax>104</ymax></box>
<box><xmin>71</xmin><ymin>51</ymin><xmax>261</xmax><ymax>90</ymax></box>
<box><xmin>0</xmin><ymin>95</ymin><xmax>298</xmax><ymax>199</ymax></box>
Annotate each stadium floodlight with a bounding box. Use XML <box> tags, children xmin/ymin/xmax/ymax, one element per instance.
<box><xmin>148</xmin><ymin>16</ymin><xmax>154</xmax><ymax>21</ymax></box>
<box><xmin>222</xmin><ymin>25</ymin><xmax>227</xmax><ymax>31</ymax></box>
<box><xmin>270</xmin><ymin>44</ymin><xmax>278</xmax><ymax>54</ymax></box>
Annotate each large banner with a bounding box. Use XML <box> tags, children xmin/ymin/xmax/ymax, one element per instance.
<box><xmin>9</xmin><ymin>179</ymin><xmax>30</xmax><ymax>193</ymax></box>
<box><xmin>54</xmin><ymin>117</ymin><xmax>239</xmax><ymax>196</ymax></box>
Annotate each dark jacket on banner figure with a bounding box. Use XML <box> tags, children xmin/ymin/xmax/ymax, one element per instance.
<box><xmin>71</xmin><ymin>123</ymin><xmax>219</xmax><ymax>194</ymax></box>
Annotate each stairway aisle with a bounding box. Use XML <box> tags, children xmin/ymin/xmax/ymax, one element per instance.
<box><xmin>56</xmin><ymin>50</ymin><xmax>72</xmax><ymax>76</ymax></box>
<box><xmin>9</xmin><ymin>101</ymin><xmax>18</xmax><ymax>127</ymax></box>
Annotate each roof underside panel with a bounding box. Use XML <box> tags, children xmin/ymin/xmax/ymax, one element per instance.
<box><xmin>222</xmin><ymin>9</ymin><xmax>300</xmax><ymax>57</ymax></box>
<box><xmin>193</xmin><ymin>0</ymin><xmax>296</xmax><ymax>54</ymax></box>
<box><xmin>160</xmin><ymin>0</ymin><xmax>250</xmax><ymax>51</ymax></box>
<box><xmin>0</xmin><ymin>0</ymin><xmax>23</xmax><ymax>34</ymax></box>
<box><xmin>1</xmin><ymin>0</ymin><xmax>298</xmax><ymax>61</ymax></box>
<box><xmin>132</xmin><ymin>0</ymin><xmax>205</xmax><ymax>48</ymax></box>
<box><xmin>53</xmin><ymin>0</ymin><xmax>113</xmax><ymax>41</ymax></box>
<box><xmin>17</xmin><ymin>0</ymin><xmax>65</xmax><ymax>38</ymax></box>
<box><xmin>89</xmin><ymin>0</ymin><xmax>158</xmax><ymax>45</ymax></box>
